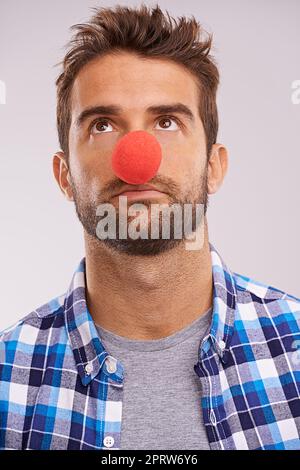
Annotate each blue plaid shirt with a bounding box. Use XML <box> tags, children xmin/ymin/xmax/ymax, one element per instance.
<box><xmin>1</xmin><ymin>243</ymin><xmax>300</xmax><ymax>450</ymax></box>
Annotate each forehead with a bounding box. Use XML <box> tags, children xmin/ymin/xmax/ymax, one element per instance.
<box><xmin>70</xmin><ymin>52</ymin><xmax>200</xmax><ymax>116</ymax></box>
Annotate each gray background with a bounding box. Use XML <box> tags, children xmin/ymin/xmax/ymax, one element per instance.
<box><xmin>0</xmin><ymin>0</ymin><xmax>299</xmax><ymax>331</ymax></box>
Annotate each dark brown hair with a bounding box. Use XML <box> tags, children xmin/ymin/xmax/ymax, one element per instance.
<box><xmin>55</xmin><ymin>3</ymin><xmax>219</xmax><ymax>159</ymax></box>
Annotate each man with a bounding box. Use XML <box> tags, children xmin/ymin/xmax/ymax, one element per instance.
<box><xmin>0</xmin><ymin>4</ymin><xmax>300</xmax><ymax>451</ymax></box>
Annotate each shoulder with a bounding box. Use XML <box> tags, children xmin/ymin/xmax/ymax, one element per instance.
<box><xmin>233</xmin><ymin>271</ymin><xmax>300</xmax><ymax>324</ymax></box>
<box><xmin>0</xmin><ymin>293</ymin><xmax>66</xmax><ymax>348</ymax></box>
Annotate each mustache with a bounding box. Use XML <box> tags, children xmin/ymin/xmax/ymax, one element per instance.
<box><xmin>68</xmin><ymin>167</ymin><xmax>209</xmax><ymax>205</ymax></box>
<box><xmin>103</xmin><ymin>175</ymin><xmax>180</xmax><ymax>200</ymax></box>
<box><xmin>69</xmin><ymin>173</ymin><xmax>181</xmax><ymax>201</ymax></box>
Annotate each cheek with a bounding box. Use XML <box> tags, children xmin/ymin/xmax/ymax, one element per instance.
<box><xmin>156</xmin><ymin>137</ymin><xmax>185</xmax><ymax>174</ymax></box>
<box><xmin>69</xmin><ymin>148</ymin><xmax>116</xmax><ymax>191</ymax></box>
<box><xmin>69</xmin><ymin>124</ymin><xmax>116</xmax><ymax>173</ymax></box>
<box><xmin>159</xmin><ymin>142</ymin><xmax>205</xmax><ymax>183</ymax></box>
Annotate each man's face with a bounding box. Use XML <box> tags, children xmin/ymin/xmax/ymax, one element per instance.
<box><xmin>66</xmin><ymin>51</ymin><xmax>209</xmax><ymax>256</ymax></box>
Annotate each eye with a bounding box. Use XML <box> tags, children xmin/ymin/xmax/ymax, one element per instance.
<box><xmin>89</xmin><ymin>116</ymin><xmax>180</xmax><ymax>135</ymax></box>
<box><xmin>155</xmin><ymin>116</ymin><xmax>180</xmax><ymax>131</ymax></box>
<box><xmin>90</xmin><ymin>119</ymin><xmax>114</xmax><ymax>134</ymax></box>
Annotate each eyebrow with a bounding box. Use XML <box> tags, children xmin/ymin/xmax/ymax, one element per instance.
<box><xmin>75</xmin><ymin>103</ymin><xmax>195</xmax><ymax>128</ymax></box>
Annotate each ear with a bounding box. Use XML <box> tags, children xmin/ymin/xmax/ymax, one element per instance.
<box><xmin>52</xmin><ymin>151</ymin><xmax>74</xmax><ymax>201</ymax></box>
<box><xmin>207</xmin><ymin>143</ymin><xmax>229</xmax><ymax>194</ymax></box>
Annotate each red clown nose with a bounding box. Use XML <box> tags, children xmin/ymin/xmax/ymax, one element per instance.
<box><xmin>111</xmin><ymin>130</ymin><xmax>162</xmax><ymax>184</ymax></box>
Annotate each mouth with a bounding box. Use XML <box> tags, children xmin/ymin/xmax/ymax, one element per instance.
<box><xmin>115</xmin><ymin>189</ymin><xmax>167</xmax><ymax>200</ymax></box>
<box><xmin>112</xmin><ymin>184</ymin><xmax>167</xmax><ymax>201</ymax></box>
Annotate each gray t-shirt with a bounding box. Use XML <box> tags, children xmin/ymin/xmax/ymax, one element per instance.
<box><xmin>95</xmin><ymin>307</ymin><xmax>212</xmax><ymax>450</ymax></box>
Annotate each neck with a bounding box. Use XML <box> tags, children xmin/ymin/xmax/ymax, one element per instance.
<box><xmin>84</xmin><ymin>218</ymin><xmax>213</xmax><ymax>340</ymax></box>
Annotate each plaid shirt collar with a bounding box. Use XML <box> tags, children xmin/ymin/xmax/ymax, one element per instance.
<box><xmin>64</xmin><ymin>242</ymin><xmax>236</xmax><ymax>387</ymax></box>
<box><xmin>64</xmin><ymin>263</ymin><xmax>123</xmax><ymax>387</ymax></box>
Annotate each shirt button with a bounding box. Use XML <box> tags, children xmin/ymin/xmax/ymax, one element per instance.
<box><xmin>85</xmin><ymin>362</ymin><xmax>93</xmax><ymax>375</ymax></box>
<box><xmin>210</xmin><ymin>409</ymin><xmax>217</xmax><ymax>426</ymax></box>
<box><xmin>103</xmin><ymin>435</ymin><xmax>114</xmax><ymax>448</ymax></box>
<box><xmin>218</xmin><ymin>339</ymin><xmax>226</xmax><ymax>351</ymax></box>
<box><xmin>106</xmin><ymin>357</ymin><xmax>117</xmax><ymax>374</ymax></box>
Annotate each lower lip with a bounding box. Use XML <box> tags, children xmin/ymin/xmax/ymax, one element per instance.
<box><xmin>114</xmin><ymin>190</ymin><xmax>166</xmax><ymax>200</ymax></box>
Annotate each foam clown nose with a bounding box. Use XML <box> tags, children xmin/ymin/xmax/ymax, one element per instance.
<box><xmin>111</xmin><ymin>130</ymin><xmax>162</xmax><ymax>184</ymax></box>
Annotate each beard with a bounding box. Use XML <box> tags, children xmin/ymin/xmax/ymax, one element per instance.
<box><xmin>69</xmin><ymin>169</ymin><xmax>209</xmax><ymax>257</ymax></box>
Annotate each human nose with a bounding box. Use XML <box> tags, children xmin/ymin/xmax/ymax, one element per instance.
<box><xmin>111</xmin><ymin>130</ymin><xmax>162</xmax><ymax>184</ymax></box>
